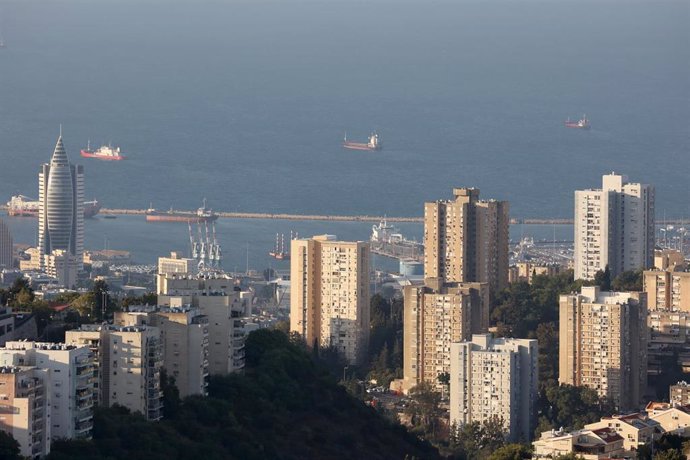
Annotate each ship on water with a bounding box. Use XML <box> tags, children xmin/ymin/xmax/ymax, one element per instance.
<box><xmin>370</xmin><ymin>218</ymin><xmax>423</xmax><ymax>262</ymax></box>
<box><xmin>6</xmin><ymin>195</ymin><xmax>101</xmax><ymax>218</ymax></box>
<box><xmin>269</xmin><ymin>232</ymin><xmax>293</xmax><ymax>260</ymax></box>
<box><xmin>343</xmin><ymin>132</ymin><xmax>382</xmax><ymax>151</ymax></box>
<box><xmin>81</xmin><ymin>141</ymin><xmax>125</xmax><ymax>161</ymax></box>
<box><xmin>146</xmin><ymin>199</ymin><xmax>219</xmax><ymax>223</ymax></box>
<box><xmin>564</xmin><ymin>115</ymin><xmax>590</xmax><ymax>130</ymax></box>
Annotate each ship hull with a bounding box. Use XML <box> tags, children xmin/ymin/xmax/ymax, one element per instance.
<box><xmin>8</xmin><ymin>203</ymin><xmax>100</xmax><ymax>218</ymax></box>
<box><xmin>81</xmin><ymin>150</ymin><xmax>125</xmax><ymax>160</ymax></box>
<box><xmin>564</xmin><ymin>123</ymin><xmax>590</xmax><ymax>129</ymax></box>
<box><xmin>146</xmin><ymin>214</ymin><xmax>219</xmax><ymax>223</ymax></box>
<box><xmin>343</xmin><ymin>142</ymin><xmax>380</xmax><ymax>151</ymax></box>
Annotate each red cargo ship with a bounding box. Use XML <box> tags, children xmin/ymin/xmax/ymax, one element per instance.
<box><xmin>81</xmin><ymin>141</ymin><xmax>125</xmax><ymax>161</ymax></box>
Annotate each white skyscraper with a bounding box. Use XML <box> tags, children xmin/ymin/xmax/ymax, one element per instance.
<box><xmin>38</xmin><ymin>135</ymin><xmax>85</xmax><ymax>277</ymax></box>
<box><xmin>574</xmin><ymin>173</ymin><xmax>654</xmax><ymax>280</ymax></box>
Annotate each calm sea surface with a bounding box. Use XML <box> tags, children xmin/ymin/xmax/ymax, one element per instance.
<box><xmin>0</xmin><ymin>0</ymin><xmax>688</xmax><ymax>266</ymax></box>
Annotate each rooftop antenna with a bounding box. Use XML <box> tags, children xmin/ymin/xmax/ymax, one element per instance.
<box><xmin>59</xmin><ymin>124</ymin><xmax>62</xmax><ymax>137</ymax></box>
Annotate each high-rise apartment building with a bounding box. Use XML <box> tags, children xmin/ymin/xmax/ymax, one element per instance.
<box><xmin>66</xmin><ymin>324</ymin><xmax>164</xmax><ymax>421</ymax></box>
<box><xmin>38</xmin><ymin>135</ymin><xmax>84</xmax><ymax>279</ymax></box>
<box><xmin>402</xmin><ymin>280</ymin><xmax>488</xmax><ymax>388</ymax></box>
<box><xmin>424</xmin><ymin>188</ymin><xmax>509</xmax><ymax>293</ymax></box>
<box><xmin>158</xmin><ymin>273</ymin><xmax>246</xmax><ymax>374</ymax></box>
<box><xmin>559</xmin><ymin>286</ymin><xmax>648</xmax><ymax>411</ymax></box>
<box><xmin>114</xmin><ymin>306</ymin><xmax>210</xmax><ymax>397</ymax></box>
<box><xmin>0</xmin><ymin>366</ymin><xmax>51</xmax><ymax>458</ymax></box>
<box><xmin>0</xmin><ymin>342</ymin><xmax>95</xmax><ymax>440</ymax></box>
<box><xmin>574</xmin><ymin>173</ymin><xmax>655</xmax><ymax>280</ymax></box>
<box><xmin>44</xmin><ymin>249</ymin><xmax>78</xmax><ymax>288</ymax></box>
<box><xmin>290</xmin><ymin>235</ymin><xmax>370</xmax><ymax>365</ymax></box>
<box><xmin>0</xmin><ymin>218</ymin><xmax>13</xmax><ymax>269</ymax></box>
<box><xmin>450</xmin><ymin>334</ymin><xmax>538</xmax><ymax>442</ymax></box>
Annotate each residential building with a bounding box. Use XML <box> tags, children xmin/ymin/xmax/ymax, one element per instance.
<box><xmin>19</xmin><ymin>247</ymin><xmax>42</xmax><ymax>272</ymax></box>
<box><xmin>509</xmin><ymin>262</ymin><xmax>560</xmax><ymax>284</ymax></box>
<box><xmin>670</xmin><ymin>381</ymin><xmax>690</xmax><ymax>406</ymax></box>
<box><xmin>559</xmin><ymin>286</ymin><xmax>647</xmax><ymax>411</ymax></box>
<box><xmin>290</xmin><ymin>235</ymin><xmax>370</xmax><ymax>365</ymax></box>
<box><xmin>401</xmin><ymin>280</ymin><xmax>488</xmax><ymax>390</ymax></box>
<box><xmin>0</xmin><ymin>366</ymin><xmax>51</xmax><ymax>458</ymax></box>
<box><xmin>646</xmin><ymin>403</ymin><xmax>690</xmax><ymax>437</ymax></box>
<box><xmin>574</xmin><ymin>173</ymin><xmax>655</xmax><ymax>280</ymax></box>
<box><xmin>584</xmin><ymin>413</ymin><xmax>657</xmax><ymax>452</ymax></box>
<box><xmin>644</xmin><ymin>265</ymin><xmax>690</xmax><ymax>312</ymax></box>
<box><xmin>647</xmin><ymin>310</ymin><xmax>690</xmax><ymax>374</ymax></box>
<box><xmin>0</xmin><ymin>218</ymin><xmax>12</xmax><ymax>269</ymax></box>
<box><xmin>449</xmin><ymin>334</ymin><xmax>537</xmax><ymax>442</ymax></box>
<box><xmin>156</xmin><ymin>252</ymin><xmax>196</xmax><ymax>294</ymax></box>
<box><xmin>64</xmin><ymin>328</ymin><xmax>102</xmax><ymax>404</ymax></box>
<box><xmin>654</xmin><ymin>249</ymin><xmax>686</xmax><ymax>271</ymax></box>
<box><xmin>158</xmin><ymin>273</ymin><xmax>246</xmax><ymax>374</ymax></box>
<box><xmin>532</xmin><ymin>428</ymin><xmax>626</xmax><ymax>459</ymax></box>
<box><xmin>424</xmin><ymin>188</ymin><xmax>509</xmax><ymax>293</ymax></box>
<box><xmin>114</xmin><ymin>306</ymin><xmax>210</xmax><ymax>397</ymax></box>
<box><xmin>66</xmin><ymin>324</ymin><xmax>164</xmax><ymax>421</ymax></box>
<box><xmin>44</xmin><ymin>249</ymin><xmax>78</xmax><ymax>288</ymax></box>
<box><xmin>38</xmin><ymin>135</ymin><xmax>85</xmax><ymax>273</ymax></box>
<box><xmin>0</xmin><ymin>341</ymin><xmax>95</xmax><ymax>440</ymax></box>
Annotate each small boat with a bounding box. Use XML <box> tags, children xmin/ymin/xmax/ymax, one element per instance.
<box><xmin>564</xmin><ymin>115</ymin><xmax>590</xmax><ymax>130</ymax></box>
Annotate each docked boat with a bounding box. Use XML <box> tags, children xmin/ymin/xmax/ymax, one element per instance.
<box><xmin>564</xmin><ymin>115</ymin><xmax>590</xmax><ymax>129</ymax></box>
<box><xmin>6</xmin><ymin>195</ymin><xmax>101</xmax><ymax>218</ymax></box>
<box><xmin>145</xmin><ymin>199</ymin><xmax>219</xmax><ymax>223</ymax></box>
<box><xmin>81</xmin><ymin>141</ymin><xmax>125</xmax><ymax>160</ymax></box>
<box><xmin>343</xmin><ymin>132</ymin><xmax>382</xmax><ymax>151</ymax></box>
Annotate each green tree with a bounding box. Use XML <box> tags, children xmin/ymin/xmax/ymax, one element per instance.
<box><xmin>654</xmin><ymin>450</ymin><xmax>685</xmax><ymax>460</ymax></box>
<box><xmin>0</xmin><ymin>431</ymin><xmax>21</xmax><ymax>460</ymax></box>
<box><xmin>593</xmin><ymin>265</ymin><xmax>612</xmax><ymax>291</ymax></box>
<box><xmin>612</xmin><ymin>269</ymin><xmax>643</xmax><ymax>291</ymax></box>
<box><xmin>487</xmin><ymin>443</ymin><xmax>532</xmax><ymax>460</ymax></box>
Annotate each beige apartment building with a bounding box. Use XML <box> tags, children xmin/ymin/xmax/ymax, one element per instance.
<box><xmin>44</xmin><ymin>249</ymin><xmax>79</xmax><ymax>288</ymax></box>
<box><xmin>670</xmin><ymin>381</ymin><xmax>690</xmax><ymax>406</ymax></box>
<box><xmin>644</xmin><ymin>267</ymin><xmax>690</xmax><ymax>312</ymax></box>
<box><xmin>509</xmin><ymin>262</ymin><xmax>560</xmax><ymax>284</ymax></box>
<box><xmin>158</xmin><ymin>273</ymin><xmax>247</xmax><ymax>374</ymax></box>
<box><xmin>0</xmin><ymin>342</ymin><xmax>95</xmax><ymax>441</ymax></box>
<box><xmin>156</xmin><ymin>252</ymin><xmax>196</xmax><ymax>294</ymax></box>
<box><xmin>424</xmin><ymin>188</ymin><xmax>509</xmax><ymax>294</ymax></box>
<box><xmin>115</xmin><ymin>306</ymin><xmax>210</xmax><ymax>397</ymax></box>
<box><xmin>584</xmin><ymin>413</ymin><xmax>657</xmax><ymax>452</ymax></box>
<box><xmin>574</xmin><ymin>173</ymin><xmax>655</xmax><ymax>280</ymax></box>
<box><xmin>402</xmin><ymin>280</ymin><xmax>488</xmax><ymax>389</ymax></box>
<box><xmin>559</xmin><ymin>286</ymin><xmax>647</xmax><ymax>411</ymax></box>
<box><xmin>449</xmin><ymin>334</ymin><xmax>537</xmax><ymax>442</ymax></box>
<box><xmin>290</xmin><ymin>235</ymin><xmax>370</xmax><ymax>365</ymax></box>
<box><xmin>0</xmin><ymin>366</ymin><xmax>51</xmax><ymax>458</ymax></box>
<box><xmin>66</xmin><ymin>324</ymin><xmax>164</xmax><ymax>421</ymax></box>
<box><xmin>532</xmin><ymin>427</ymin><xmax>626</xmax><ymax>459</ymax></box>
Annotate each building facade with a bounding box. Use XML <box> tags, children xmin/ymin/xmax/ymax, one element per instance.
<box><xmin>0</xmin><ymin>366</ymin><xmax>51</xmax><ymax>458</ymax></box>
<box><xmin>0</xmin><ymin>342</ymin><xmax>95</xmax><ymax>440</ymax></box>
<box><xmin>424</xmin><ymin>188</ymin><xmax>509</xmax><ymax>293</ymax></box>
<box><xmin>644</xmin><ymin>267</ymin><xmax>690</xmax><ymax>312</ymax></box>
<box><xmin>156</xmin><ymin>252</ymin><xmax>196</xmax><ymax>294</ymax></box>
<box><xmin>66</xmin><ymin>324</ymin><xmax>164</xmax><ymax>421</ymax></box>
<box><xmin>559</xmin><ymin>286</ymin><xmax>648</xmax><ymax>411</ymax></box>
<box><xmin>0</xmin><ymin>218</ymin><xmax>13</xmax><ymax>269</ymax></box>
<box><xmin>574</xmin><ymin>173</ymin><xmax>655</xmax><ymax>280</ymax></box>
<box><xmin>38</xmin><ymin>135</ymin><xmax>84</xmax><ymax>278</ymax></box>
<box><xmin>449</xmin><ymin>334</ymin><xmax>537</xmax><ymax>442</ymax></box>
<box><xmin>115</xmin><ymin>306</ymin><xmax>210</xmax><ymax>397</ymax></box>
<box><xmin>402</xmin><ymin>281</ymin><xmax>488</xmax><ymax>389</ymax></box>
<box><xmin>290</xmin><ymin>235</ymin><xmax>370</xmax><ymax>365</ymax></box>
<box><xmin>158</xmin><ymin>273</ymin><xmax>246</xmax><ymax>374</ymax></box>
